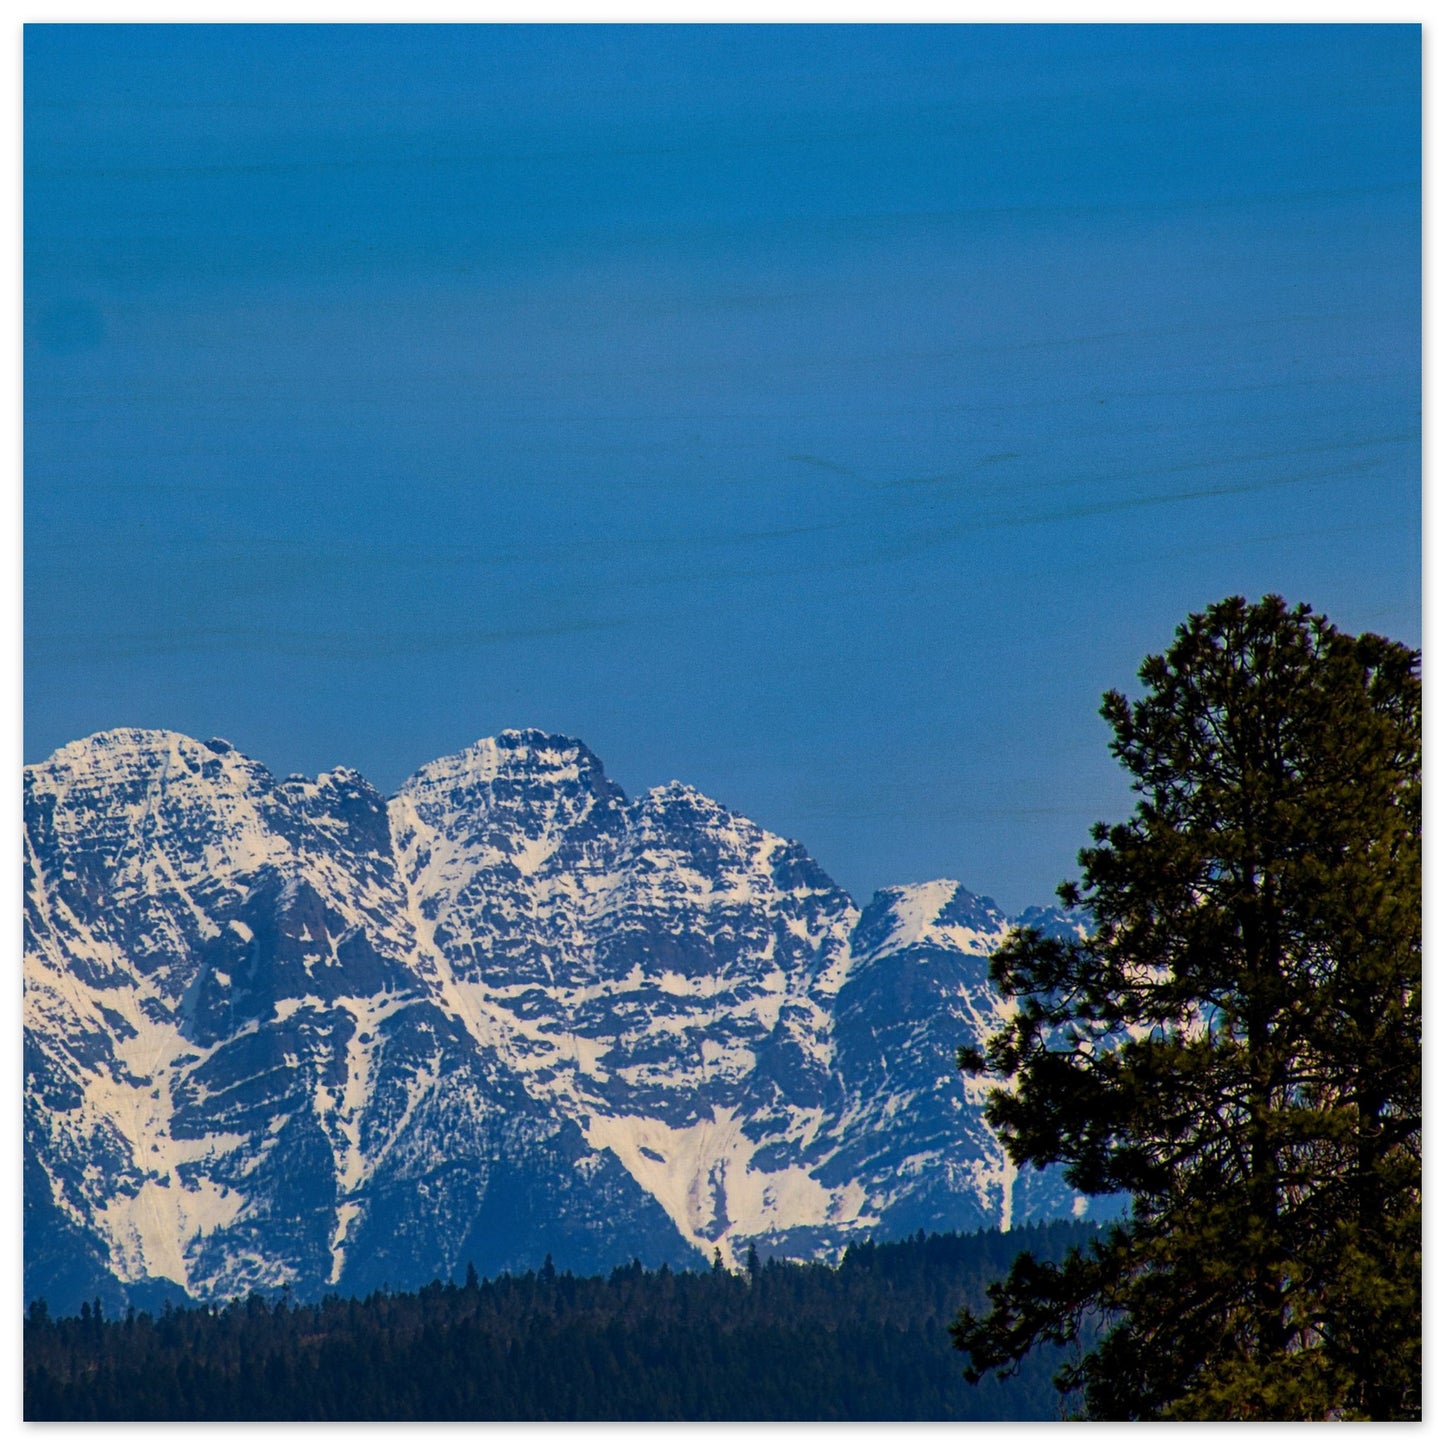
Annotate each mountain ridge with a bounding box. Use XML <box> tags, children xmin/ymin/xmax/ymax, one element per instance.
<box><xmin>24</xmin><ymin>725</ymin><xmax>1095</xmax><ymax>1314</ymax></box>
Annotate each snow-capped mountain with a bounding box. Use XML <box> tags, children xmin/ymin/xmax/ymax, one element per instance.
<box><xmin>24</xmin><ymin>727</ymin><xmax>1092</xmax><ymax>1314</ymax></box>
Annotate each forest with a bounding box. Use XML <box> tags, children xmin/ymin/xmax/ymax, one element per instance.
<box><xmin>25</xmin><ymin>1221</ymin><xmax>1097</xmax><ymax>1421</ymax></box>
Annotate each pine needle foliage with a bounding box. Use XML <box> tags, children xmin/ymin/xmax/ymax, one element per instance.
<box><xmin>952</xmin><ymin>596</ymin><xmax>1421</xmax><ymax>1420</ymax></box>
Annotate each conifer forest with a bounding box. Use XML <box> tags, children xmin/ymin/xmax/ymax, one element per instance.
<box><xmin>25</xmin><ymin>1224</ymin><xmax>1092</xmax><ymax>1421</ymax></box>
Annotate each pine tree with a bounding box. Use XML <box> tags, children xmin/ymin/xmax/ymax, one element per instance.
<box><xmin>953</xmin><ymin>596</ymin><xmax>1420</xmax><ymax>1420</ymax></box>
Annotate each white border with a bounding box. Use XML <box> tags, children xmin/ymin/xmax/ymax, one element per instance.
<box><xmin>4</xmin><ymin>11</ymin><xmax>1428</xmax><ymax>1443</ymax></box>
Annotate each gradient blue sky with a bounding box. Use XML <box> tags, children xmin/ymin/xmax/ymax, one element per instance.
<box><xmin>24</xmin><ymin>23</ymin><xmax>1420</xmax><ymax>911</ymax></box>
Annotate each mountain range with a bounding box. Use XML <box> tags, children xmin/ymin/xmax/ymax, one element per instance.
<box><xmin>24</xmin><ymin>726</ymin><xmax>1097</xmax><ymax>1314</ymax></box>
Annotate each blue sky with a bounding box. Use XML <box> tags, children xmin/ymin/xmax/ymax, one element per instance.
<box><xmin>24</xmin><ymin>23</ymin><xmax>1420</xmax><ymax>911</ymax></box>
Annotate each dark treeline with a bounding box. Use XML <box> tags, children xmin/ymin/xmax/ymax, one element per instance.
<box><xmin>25</xmin><ymin>1220</ymin><xmax>1096</xmax><ymax>1420</ymax></box>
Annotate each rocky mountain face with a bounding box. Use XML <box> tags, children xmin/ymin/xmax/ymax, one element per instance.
<box><xmin>24</xmin><ymin>727</ymin><xmax>1094</xmax><ymax>1314</ymax></box>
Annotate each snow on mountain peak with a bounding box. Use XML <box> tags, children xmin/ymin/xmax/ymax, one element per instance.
<box><xmin>25</xmin><ymin>725</ymin><xmax>1090</xmax><ymax>1312</ymax></box>
<box><xmin>30</xmin><ymin>727</ymin><xmax>263</xmax><ymax>786</ymax></box>
<box><xmin>396</xmin><ymin>729</ymin><xmax>624</xmax><ymax>822</ymax></box>
<box><xmin>638</xmin><ymin>778</ymin><xmax>713</xmax><ymax>806</ymax></box>
<box><xmin>853</xmin><ymin>880</ymin><xmax>1011</xmax><ymax>961</ymax></box>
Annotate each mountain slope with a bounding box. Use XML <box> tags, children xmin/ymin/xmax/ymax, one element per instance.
<box><xmin>24</xmin><ymin>727</ymin><xmax>1093</xmax><ymax>1312</ymax></box>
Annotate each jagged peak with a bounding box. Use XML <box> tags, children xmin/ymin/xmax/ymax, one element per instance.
<box><xmin>875</xmin><ymin>878</ymin><xmax>966</xmax><ymax>908</ymax></box>
<box><xmin>629</xmin><ymin>785</ymin><xmax>851</xmax><ymax>902</ymax></box>
<box><xmin>317</xmin><ymin>765</ymin><xmax>369</xmax><ymax>786</ymax></box>
<box><xmin>1014</xmin><ymin>902</ymin><xmax>1093</xmax><ymax>942</ymax></box>
<box><xmin>394</xmin><ymin>728</ymin><xmax>624</xmax><ymax>808</ymax></box>
<box><xmin>273</xmin><ymin>765</ymin><xmax>386</xmax><ymax>812</ymax></box>
<box><xmin>635</xmin><ymin>779</ymin><xmax>722</xmax><ymax>811</ymax></box>
<box><xmin>33</xmin><ymin>725</ymin><xmax>201</xmax><ymax>763</ymax></box>
<box><xmin>852</xmin><ymin>879</ymin><xmax>1009</xmax><ymax>961</ymax></box>
<box><xmin>631</xmin><ymin>781</ymin><xmax>770</xmax><ymax>851</ymax></box>
<box><xmin>26</xmin><ymin>727</ymin><xmax>270</xmax><ymax>787</ymax></box>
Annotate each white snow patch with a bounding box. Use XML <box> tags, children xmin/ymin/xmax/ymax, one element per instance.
<box><xmin>98</xmin><ymin>1175</ymin><xmax>245</xmax><ymax>1289</ymax></box>
<box><xmin>725</xmin><ymin>1162</ymin><xmax>849</xmax><ymax>1239</ymax></box>
<box><xmin>272</xmin><ymin>995</ymin><xmax>328</xmax><ymax>1023</ymax></box>
<box><xmin>329</xmin><ymin>1200</ymin><xmax>363</xmax><ymax>1284</ymax></box>
<box><xmin>512</xmin><ymin>833</ymin><xmax>556</xmax><ymax>875</ymax></box>
<box><xmin>585</xmin><ymin>1109</ymin><xmax>869</xmax><ymax>1267</ymax></box>
<box><xmin>568</xmin><ymin>1034</ymin><xmax>611</xmax><ymax>1077</ymax></box>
